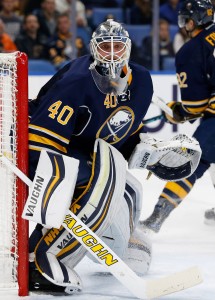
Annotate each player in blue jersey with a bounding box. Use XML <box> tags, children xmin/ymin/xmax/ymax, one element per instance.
<box><xmin>27</xmin><ymin>19</ymin><xmax>201</xmax><ymax>294</ymax></box>
<box><xmin>28</xmin><ymin>18</ymin><xmax>154</xmax><ymax>294</ymax></box>
<box><xmin>141</xmin><ymin>0</ymin><xmax>215</xmax><ymax>233</ymax></box>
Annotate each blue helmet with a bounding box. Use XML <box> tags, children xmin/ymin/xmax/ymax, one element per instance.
<box><xmin>178</xmin><ymin>0</ymin><xmax>214</xmax><ymax>28</ymax></box>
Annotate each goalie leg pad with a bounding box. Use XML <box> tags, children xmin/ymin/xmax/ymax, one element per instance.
<box><xmin>22</xmin><ymin>150</ymin><xmax>79</xmax><ymax>229</ymax></box>
<box><xmin>102</xmin><ymin>171</ymin><xmax>142</xmax><ymax>258</ymax></box>
<box><xmin>87</xmin><ymin>171</ymin><xmax>143</xmax><ymax>265</ymax></box>
<box><xmin>124</xmin><ymin>226</ymin><xmax>152</xmax><ymax>275</ymax></box>
<box><xmin>34</xmin><ymin>139</ymin><xmax>127</xmax><ymax>279</ymax></box>
<box><xmin>35</xmin><ymin>251</ymin><xmax>82</xmax><ymax>290</ymax></box>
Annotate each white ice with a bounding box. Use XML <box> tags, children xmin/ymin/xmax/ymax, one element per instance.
<box><xmin>1</xmin><ymin>169</ymin><xmax>215</xmax><ymax>300</ymax></box>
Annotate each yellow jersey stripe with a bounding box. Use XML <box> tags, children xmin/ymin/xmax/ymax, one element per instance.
<box><xmin>183</xmin><ymin>106</ymin><xmax>207</xmax><ymax>114</ymax></box>
<box><xmin>182</xmin><ymin>98</ymin><xmax>208</xmax><ymax>106</ymax></box>
<box><xmin>29</xmin><ymin>133</ymin><xmax>67</xmax><ymax>153</ymax></box>
<box><xmin>29</xmin><ymin>124</ymin><xmax>70</xmax><ymax>144</ymax></box>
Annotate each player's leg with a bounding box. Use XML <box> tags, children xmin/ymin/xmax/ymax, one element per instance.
<box><xmin>204</xmin><ymin>207</ymin><xmax>215</xmax><ymax>225</ymax></box>
<box><xmin>194</xmin><ymin>119</ymin><xmax>215</xmax><ymax>226</ymax></box>
<box><xmin>140</xmin><ymin>160</ymin><xmax>210</xmax><ymax>233</ymax></box>
<box><xmin>204</xmin><ymin>164</ymin><xmax>215</xmax><ymax>225</ymax></box>
<box><xmin>141</xmin><ymin>119</ymin><xmax>215</xmax><ymax>233</ymax></box>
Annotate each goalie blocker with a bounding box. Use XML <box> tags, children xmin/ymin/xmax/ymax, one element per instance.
<box><xmin>128</xmin><ymin>133</ymin><xmax>202</xmax><ymax>181</ymax></box>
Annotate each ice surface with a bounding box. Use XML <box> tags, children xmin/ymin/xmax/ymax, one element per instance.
<box><xmin>0</xmin><ymin>170</ymin><xmax>215</xmax><ymax>300</ymax></box>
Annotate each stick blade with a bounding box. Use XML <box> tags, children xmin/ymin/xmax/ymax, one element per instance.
<box><xmin>145</xmin><ymin>266</ymin><xmax>203</xmax><ymax>299</ymax></box>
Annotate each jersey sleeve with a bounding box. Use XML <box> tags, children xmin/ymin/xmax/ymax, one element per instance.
<box><xmin>176</xmin><ymin>31</ymin><xmax>215</xmax><ymax>115</ymax></box>
<box><xmin>28</xmin><ymin>76</ymin><xmax>85</xmax><ymax>179</ymax></box>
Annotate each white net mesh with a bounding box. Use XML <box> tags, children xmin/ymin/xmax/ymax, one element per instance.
<box><xmin>0</xmin><ymin>53</ymin><xmax>18</xmax><ymax>289</ymax></box>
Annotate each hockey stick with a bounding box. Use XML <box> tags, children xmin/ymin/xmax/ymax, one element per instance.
<box><xmin>142</xmin><ymin>112</ymin><xmax>203</xmax><ymax>127</ymax></box>
<box><xmin>0</xmin><ymin>153</ymin><xmax>203</xmax><ymax>299</ymax></box>
<box><xmin>152</xmin><ymin>94</ymin><xmax>204</xmax><ymax>122</ymax></box>
<box><xmin>142</xmin><ymin>114</ymin><xmax>164</xmax><ymax>125</ymax></box>
<box><xmin>152</xmin><ymin>94</ymin><xmax>174</xmax><ymax>117</ymax></box>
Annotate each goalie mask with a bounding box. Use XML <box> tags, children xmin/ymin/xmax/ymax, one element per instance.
<box><xmin>178</xmin><ymin>0</ymin><xmax>214</xmax><ymax>29</ymax></box>
<box><xmin>89</xmin><ymin>19</ymin><xmax>132</xmax><ymax>96</ymax></box>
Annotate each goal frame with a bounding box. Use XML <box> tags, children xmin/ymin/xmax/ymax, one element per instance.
<box><xmin>0</xmin><ymin>51</ymin><xmax>29</xmax><ymax>296</ymax></box>
<box><xmin>16</xmin><ymin>52</ymin><xmax>29</xmax><ymax>296</ymax></box>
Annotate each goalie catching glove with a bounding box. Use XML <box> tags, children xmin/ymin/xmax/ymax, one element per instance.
<box><xmin>128</xmin><ymin>133</ymin><xmax>202</xmax><ymax>181</ymax></box>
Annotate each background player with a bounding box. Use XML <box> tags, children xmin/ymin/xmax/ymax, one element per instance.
<box><xmin>205</xmin><ymin>164</ymin><xmax>215</xmax><ymax>225</ymax></box>
<box><xmin>141</xmin><ymin>0</ymin><xmax>215</xmax><ymax>233</ymax></box>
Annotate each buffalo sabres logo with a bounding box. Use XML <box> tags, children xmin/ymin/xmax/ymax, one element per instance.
<box><xmin>96</xmin><ymin>106</ymin><xmax>134</xmax><ymax>144</ymax></box>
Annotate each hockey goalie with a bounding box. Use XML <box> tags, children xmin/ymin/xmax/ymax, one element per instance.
<box><xmin>23</xmin><ymin>19</ymin><xmax>202</xmax><ymax>295</ymax></box>
<box><xmin>24</xmin><ymin>132</ymin><xmax>201</xmax><ymax>294</ymax></box>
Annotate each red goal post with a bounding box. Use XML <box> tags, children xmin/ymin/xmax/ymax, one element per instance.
<box><xmin>0</xmin><ymin>52</ymin><xmax>29</xmax><ymax>296</ymax></box>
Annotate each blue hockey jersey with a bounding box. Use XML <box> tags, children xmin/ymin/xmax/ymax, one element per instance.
<box><xmin>29</xmin><ymin>55</ymin><xmax>153</xmax><ymax>184</ymax></box>
<box><xmin>176</xmin><ymin>23</ymin><xmax>215</xmax><ymax>114</ymax></box>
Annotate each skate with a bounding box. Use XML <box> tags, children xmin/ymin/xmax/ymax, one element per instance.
<box><xmin>204</xmin><ymin>208</ymin><xmax>215</xmax><ymax>226</ymax></box>
<box><xmin>139</xmin><ymin>198</ymin><xmax>175</xmax><ymax>233</ymax></box>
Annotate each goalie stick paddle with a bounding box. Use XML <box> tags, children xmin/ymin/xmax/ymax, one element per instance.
<box><xmin>0</xmin><ymin>153</ymin><xmax>203</xmax><ymax>299</ymax></box>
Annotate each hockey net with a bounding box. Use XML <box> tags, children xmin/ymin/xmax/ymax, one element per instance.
<box><xmin>0</xmin><ymin>52</ymin><xmax>28</xmax><ymax>296</ymax></box>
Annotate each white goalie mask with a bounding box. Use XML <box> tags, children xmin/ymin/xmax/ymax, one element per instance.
<box><xmin>89</xmin><ymin>19</ymin><xmax>132</xmax><ymax>96</ymax></box>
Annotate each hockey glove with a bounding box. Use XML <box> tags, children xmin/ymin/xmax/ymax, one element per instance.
<box><xmin>128</xmin><ymin>133</ymin><xmax>202</xmax><ymax>181</ymax></box>
<box><xmin>164</xmin><ymin>101</ymin><xmax>203</xmax><ymax>124</ymax></box>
